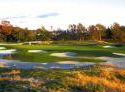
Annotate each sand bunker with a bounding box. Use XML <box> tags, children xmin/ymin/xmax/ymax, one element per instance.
<box><xmin>57</xmin><ymin>61</ymin><xmax>94</xmax><ymax>66</ymax></box>
<box><xmin>51</xmin><ymin>52</ymin><xmax>77</xmax><ymax>57</ymax></box>
<box><xmin>113</xmin><ymin>53</ymin><xmax>125</xmax><ymax>56</ymax></box>
<box><xmin>96</xmin><ymin>56</ymin><xmax>125</xmax><ymax>68</ymax></box>
<box><xmin>0</xmin><ymin>62</ymin><xmax>5</xmax><ymax>67</ymax></box>
<box><xmin>28</xmin><ymin>50</ymin><xmax>47</xmax><ymax>53</ymax></box>
<box><xmin>0</xmin><ymin>60</ymin><xmax>94</xmax><ymax>69</ymax></box>
<box><xmin>51</xmin><ymin>52</ymin><xmax>125</xmax><ymax>68</ymax></box>
<box><xmin>103</xmin><ymin>46</ymin><xmax>116</xmax><ymax>48</ymax></box>
<box><xmin>0</xmin><ymin>49</ymin><xmax>17</xmax><ymax>54</ymax></box>
<box><xmin>0</xmin><ymin>47</ymin><xmax>6</xmax><ymax>50</ymax></box>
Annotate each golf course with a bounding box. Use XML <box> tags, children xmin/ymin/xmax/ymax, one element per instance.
<box><xmin>0</xmin><ymin>41</ymin><xmax>124</xmax><ymax>69</ymax></box>
<box><xmin>0</xmin><ymin>1</ymin><xmax>125</xmax><ymax>90</ymax></box>
<box><xmin>0</xmin><ymin>42</ymin><xmax>125</xmax><ymax>92</ymax></box>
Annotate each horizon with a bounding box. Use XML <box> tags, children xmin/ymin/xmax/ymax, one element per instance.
<box><xmin>0</xmin><ymin>0</ymin><xmax>125</xmax><ymax>30</ymax></box>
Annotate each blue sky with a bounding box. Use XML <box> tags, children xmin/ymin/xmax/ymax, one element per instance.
<box><xmin>0</xmin><ymin>0</ymin><xmax>125</xmax><ymax>30</ymax></box>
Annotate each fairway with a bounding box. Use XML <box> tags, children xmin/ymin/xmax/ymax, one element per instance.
<box><xmin>3</xmin><ymin>44</ymin><xmax>125</xmax><ymax>63</ymax></box>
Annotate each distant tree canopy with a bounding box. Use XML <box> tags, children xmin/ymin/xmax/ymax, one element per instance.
<box><xmin>0</xmin><ymin>20</ymin><xmax>125</xmax><ymax>42</ymax></box>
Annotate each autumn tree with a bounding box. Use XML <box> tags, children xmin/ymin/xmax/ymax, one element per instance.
<box><xmin>0</xmin><ymin>20</ymin><xmax>14</xmax><ymax>41</ymax></box>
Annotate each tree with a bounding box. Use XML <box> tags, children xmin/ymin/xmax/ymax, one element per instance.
<box><xmin>111</xmin><ymin>23</ymin><xmax>120</xmax><ymax>42</ymax></box>
<box><xmin>36</xmin><ymin>26</ymin><xmax>51</xmax><ymax>41</ymax></box>
<box><xmin>28</xmin><ymin>31</ymin><xmax>36</xmax><ymax>41</ymax></box>
<box><xmin>68</xmin><ymin>24</ymin><xmax>77</xmax><ymax>33</ymax></box>
<box><xmin>105</xmin><ymin>27</ymin><xmax>113</xmax><ymax>41</ymax></box>
<box><xmin>0</xmin><ymin>20</ymin><xmax>14</xmax><ymax>42</ymax></box>
<box><xmin>77</xmin><ymin>23</ymin><xmax>86</xmax><ymax>41</ymax></box>
<box><xmin>88</xmin><ymin>25</ymin><xmax>96</xmax><ymax>40</ymax></box>
<box><xmin>95</xmin><ymin>24</ymin><xmax>106</xmax><ymax>41</ymax></box>
<box><xmin>118</xmin><ymin>26</ymin><xmax>125</xmax><ymax>42</ymax></box>
<box><xmin>67</xmin><ymin>24</ymin><xmax>77</xmax><ymax>40</ymax></box>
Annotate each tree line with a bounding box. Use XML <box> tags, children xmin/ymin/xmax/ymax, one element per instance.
<box><xmin>0</xmin><ymin>20</ymin><xmax>125</xmax><ymax>42</ymax></box>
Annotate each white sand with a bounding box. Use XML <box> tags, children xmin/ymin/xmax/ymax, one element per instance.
<box><xmin>113</xmin><ymin>53</ymin><xmax>125</xmax><ymax>56</ymax></box>
<box><xmin>103</xmin><ymin>46</ymin><xmax>116</xmax><ymax>48</ymax></box>
<box><xmin>0</xmin><ymin>60</ymin><xmax>94</xmax><ymax>69</ymax></box>
<box><xmin>0</xmin><ymin>43</ymin><xmax>22</xmax><ymax>45</ymax></box>
<box><xmin>96</xmin><ymin>56</ymin><xmax>125</xmax><ymax>68</ymax></box>
<box><xmin>57</xmin><ymin>61</ymin><xmax>93</xmax><ymax>64</ymax></box>
<box><xmin>51</xmin><ymin>52</ymin><xmax>125</xmax><ymax>68</ymax></box>
<box><xmin>57</xmin><ymin>61</ymin><xmax>94</xmax><ymax>67</ymax></box>
<box><xmin>0</xmin><ymin>62</ymin><xmax>5</xmax><ymax>67</ymax></box>
<box><xmin>0</xmin><ymin>49</ymin><xmax>17</xmax><ymax>54</ymax></box>
<box><xmin>0</xmin><ymin>47</ymin><xmax>6</xmax><ymax>50</ymax></box>
<box><xmin>51</xmin><ymin>52</ymin><xmax>77</xmax><ymax>57</ymax></box>
<box><xmin>28</xmin><ymin>50</ymin><xmax>47</xmax><ymax>53</ymax></box>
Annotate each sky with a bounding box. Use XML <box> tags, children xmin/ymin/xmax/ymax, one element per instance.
<box><xmin>0</xmin><ymin>0</ymin><xmax>125</xmax><ymax>30</ymax></box>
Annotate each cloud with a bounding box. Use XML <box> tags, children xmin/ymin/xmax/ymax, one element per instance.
<box><xmin>37</xmin><ymin>12</ymin><xmax>59</xmax><ymax>18</ymax></box>
<box><xmin>0</xmin><ymin>12</ymin><xmax>59</xmax><ymax>20</ymax></box>
<box><xmin>0</xmin><ymin>15</ymin><xmax>27</xmax><ymax>20</ymax></box>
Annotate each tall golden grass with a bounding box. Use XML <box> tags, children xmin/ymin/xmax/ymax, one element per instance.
<box><xmin>66</xmin><ymin>65</ymin><xmax>125</xmax><ymax>91</ymax></box>
<box><xmin>0</xmin><ymin>65</ymin><xmax>124</xmax><ymax>92</ymax></box>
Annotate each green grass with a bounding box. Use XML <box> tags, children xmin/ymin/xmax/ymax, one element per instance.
<box><xmin>2</xmin><ymin>44</ymin><xmax>125</xmax><ymax>63</ymax></box>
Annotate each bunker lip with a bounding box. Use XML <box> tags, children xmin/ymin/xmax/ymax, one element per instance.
<box><xmin>103</xmin><ymin>46</ymin><xmax>116</xmax><ymax>48</ymax></box>
<box><xmin>28</xmin><ymin>50</ymin><xmax>47</xmax><ymax>53</ymax></box>
<box><xmin>51</xmin><ymin>52</ymin><xmax>77</xmax><ymax>57</ymax></box>
<box><xmin>0</xmin><ymin>47</ymin><xmax>6</xmax><ymax>50</ymax></box>
<box><xmin>113</xmin><ymin>53</ymin><xmax>125</xmax><ymax>56</ymax></box>
<box><xmin>0</xmin><ymin>49</ymin><xmax>17</xmax><ymax>54</ymax></box>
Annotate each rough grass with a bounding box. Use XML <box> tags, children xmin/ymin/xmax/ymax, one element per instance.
<box><xmin>29</xmin><ymin>65</ymin><xmax>125</xmax><ymax>92</ymax></box>
<box><xmin>0</xmin><ymin>65</ymin><xmax>124</xmax><ymax>92</ymax></box>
